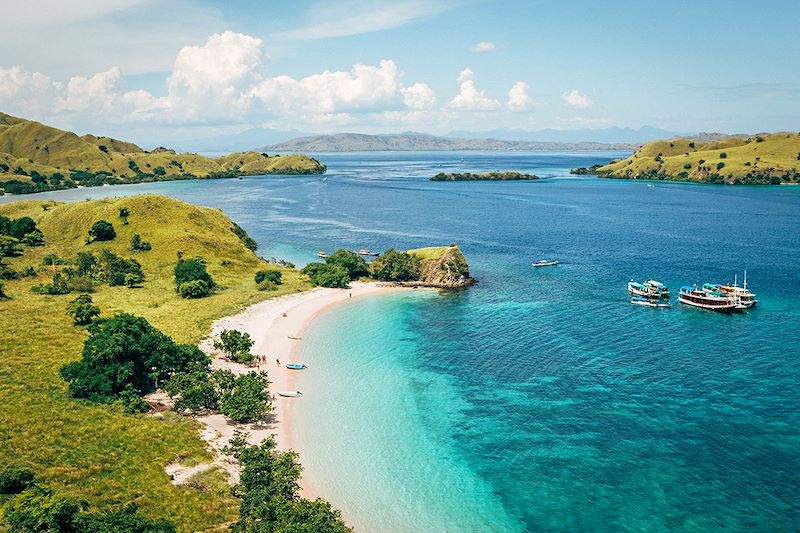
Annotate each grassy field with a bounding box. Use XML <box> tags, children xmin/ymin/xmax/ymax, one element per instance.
<box><xmin>406</xmin><ymin>246</ymin><xmax>451</xmax><ymax>260</ymax></box>
<box><xmin>585</xmin><ymin>133</ymin><xmax>800</xmax><ymax>184</ymax></box>
<box><xmin>0</xmin><ymin>112</ymin><xmax>325</xmax><ymax>194</ymax></box>
<box><xmin>0</xmin><ymin>195</ymin><xmax>312</xmax><ymax>531</ymax></box>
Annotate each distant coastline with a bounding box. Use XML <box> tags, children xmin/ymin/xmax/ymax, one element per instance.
<box><xmin>431</xmin><ymin>171</ymin><xmax>538</xmax><ymax>182</ymax></box>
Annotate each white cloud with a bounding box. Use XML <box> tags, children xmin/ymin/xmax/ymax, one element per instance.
<box><xmin>449</xmin><ymin>69</ymin><xmax>500</xmax><ymax>110</ymax></box>
<box><xmin>471</xmin><ymin>41</ymin><xmax>497</xmax><ymax>53</ymax></box>
<box><xmin>562</xmin><ymin>89</ymin><xmax>592</xmax><ymax>108</ymax></box>
<box><xmin>272</xmin><ymin>0</ymin><xmax>452</xmax><ymax>40</ymax></box>
<box><xmin>401</xmin><ymin>83</ymin><xmax>436</xmax><ymax>109</ymax></box>
<box><xmin>507</xmin><ymin>81</ymin><xmax>531</xmax><ymax>112</ymax></box>
<box><xmin>57</xmin><ymin>67</ymin><xmax>123</xmax><ymax>113</ymax></box>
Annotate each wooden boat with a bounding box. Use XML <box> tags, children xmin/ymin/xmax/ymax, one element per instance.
<box><xmin>287</xmin><ymin>336</ymin><xmax>302</xmax><ymax>340</ymax></box>
<box><xmin>628</xmin><ymin>281</ymin><xmax>656</xmax><ymax>298</ymax></box>
<box><xmin>644</xmin><ymin>280</ymin><xmax>670</xmax><ymax>298</ymax></box>
<box><xmin>679</xmin><ymin>286</ymin><xmax>747</xmax><ymax>313</ymax></box>
<box><xmin>713</xmin><ymin>272</ymin><xmax>758</xmax><ymax>308</ymax></box>
<box><xmin>630</xmin><ymin>297</ymin><xmax>670</xmax><ymax>308</ymax></box>
<box><xmin>285</xmin><ymin>363</ymin><xmax>307</xmax><ymax>370</ymax></box>
<box><xmin>317</xmin><ymin>251</ymin><xmax>327</xmax><ymax>259</ymax></box>
<box><xmin>278</xmin><ymin>391</ymin><xmax>303</xmax><ymax>397</ymax></box>
<box><xmin>532</xmin><ymin>260</ymin><xmax>559</xmax><ymax>267</ymax></box>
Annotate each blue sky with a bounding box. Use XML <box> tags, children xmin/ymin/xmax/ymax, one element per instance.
<box><xmin>1</xmin><ymin>0</ymin><xmax>798</xmax><ymax>143</ymax></box>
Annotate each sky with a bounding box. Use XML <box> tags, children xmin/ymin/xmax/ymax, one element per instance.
<box><xmin>1</xmin><ymin>0</ymin><xmax>799</xmax><ymax>145</ymax></box>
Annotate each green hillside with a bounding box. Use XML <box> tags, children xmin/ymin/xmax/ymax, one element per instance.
<box><xmin>572</xmin><ymin>133</ymin><xmax>800</xmax><ymax>184</ymax></box>
<box><xmin>0</xmin><ymin>112</ymin><xmax>326</xmax><ymax>195</ymax></box>
<box><xmin>0</xmin><ymin>196</ymin><xmax>311</xmax><ymax>531</ymax></box>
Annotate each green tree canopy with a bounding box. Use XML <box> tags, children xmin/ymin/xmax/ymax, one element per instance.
<box><xmin>302</xmin><ymin>262</ymin><xmax>350</xmax><ymax>288</ymax></box>
<box><xmin>220</xmin><ymin>372</ymin><xmax>271</xmax><ymax>423</ymax></box>
<box><xmin>67</xmin><ymin>294</ymin><xmax>100</xmax><ymax>325</ymax></box>
<box><xmin>174</xmin><ymin>256</ymin><xmax>215</xmax><ymax>298</ymax></box>
<box><xmin>368</xmin><ymin>249</ymin><xmax>421</xmax><ymax>281</ymax></box>
<box><xmin>214</xmin><ymin>329</ymin><xmax>255</xmax><ymax>363</ymax></box>
<box><xmin>88</xmin><ymin>220</ymin><xmax>116</xmax><ymax>242</ymax></box>
<box><xmin>60</xmin><ymin>313</ymin><xmax>208</xmax><ymax>402</ymax></box>
<box><xmin>325</xmin><ymin>249</ymin><xmax>368</xmax><ymax>278</ymax></box>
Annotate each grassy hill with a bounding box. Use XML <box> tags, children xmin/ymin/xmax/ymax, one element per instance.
<box><xmin>0</xmin><ymin>195</ymin><xmax>311</xmax><ymax>531</ymax></box>
<box><xmin>0</xmin><ymin>112</ymin><xmax>326</xmax><ymax>195</ymax></box>
<box><xmin>572</xmin><ymin>133</ymin><xmax>800</xmax><ymax>184</ymax></box>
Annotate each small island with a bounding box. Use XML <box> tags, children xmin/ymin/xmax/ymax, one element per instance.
<box><xmin>571</xmin><ymin>133</ymin><xmax>800</xmax><ymax>185</ymax></box>
<box><xmin>0</xmin><ymin>112</ymin><xmax>326</xmax><ymax>195</ymax></box>
<box><xmin>431</xmin><ymin>171</ymin><xmax>539</xmax><ymax>181</ymax></box>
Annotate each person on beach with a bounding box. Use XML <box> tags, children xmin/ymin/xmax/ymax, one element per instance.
<box><xmin>276</xmin><ymin>358</ymin><xmax>281</xmax><ymax>366</ymax></box>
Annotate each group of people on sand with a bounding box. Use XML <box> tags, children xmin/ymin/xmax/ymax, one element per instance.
<box><xmin>253</xmin><ymin>354</ymin><xmax>282</xmax><ymax>369</ymax></box>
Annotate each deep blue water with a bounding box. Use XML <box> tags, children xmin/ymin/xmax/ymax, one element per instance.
<box><xmin>5</xmin><ymin>152</ymin><xmax>799</xmax><ymax>531</ymax></box>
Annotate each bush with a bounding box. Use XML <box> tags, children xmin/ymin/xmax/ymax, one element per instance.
<box><xmin>325</xmin><ymin>249</ymin><xmax>368</xmax><ymax>278</ymax></box>
<box><xmin>2</xmin><ymin>486</ymin><xmax>85</xmax><ymax>532</ymax></box>
<box><xmin>164</xmin><ymin>365</ymin><xmax>220</xmax><ymax>413</ymax></box>
<box><xmin>256</xmin><ymin>280</ymin><xmax>278</xmax><ymax>291</ymax></box>
<box><xmin>0</xmin><ymin>280</ymin><xmax>6</xmax><ymax>299</ymax></box>
<box><xmin>689</xmin><ymin>142</ymin><xmax>695</xmax><ymax>148</ymax></box>
<box><xmin>175</xmin><ymin>257</ymin><xmax>215</xmax><ymax>298</ymax></box>
<box><xmin>683</xmin><ymin>163</ymin><xmax>692</xmax><ymax>169</ymax></box>
<box><xmin>177</xmin><ymin>279</ymin><xmax>212</xmax><ymax>299</ymax></box>
<box><xmin>32</xmin><ymin>271</ymin><xmax>72</xmax><ymax>295</ymax></box>
<box><xmin>67</xmin><ymin>294</ymin><xmax>100</xmax><ymax>325</ymax></box>
<box><xmin>5</xmin><ymin>216</ymin><xmax>37</xmax><ymax>239</ymax></box>
<box><xmin>302</xmin><ymin>262</ymin><xmax>350</xmax><ymax>288</ymax></box>
<box><xmin>231</xmin><ymin>223</ymin><xmax>257</xmax><ymax>251</ymax></box>
<box><xmin>88</xmin><ymin>220</ymin><xmax>116</xmax><ymax>242</ymax></box>
<box><xmin>368</xmin><ymin>249</ymin><xmax>421</xmax><ymax>282</ymax></box>
<box><xmin>717</xmin><ymin>162</ymin><xmax>726</xmax><ymax>170</ymax></box>
<box><xmin>119</xmin><ymin>387</ymin><xmax>150</xmax><ymax>414</ymax></box>
<box><xmin>220</xmin><ymin>372</ymin><xmax>271</xmax><ymax>423</ymax></box>
<box><xmin>255</xmin><ymin>269</ymin><xmax>282</xmax><ymax>285</ymax></box>
<box><xmin>0</xmin><ymin>235</ymin><xmax>20</xmax><ymax>257</ymax></box>
<box><xmin>130</xmin><ymin>233</ymin><xmax>151</xmax><ymax>251</ymax></box>
<box><xmin>60</xmin><ymin>313</ymin><xmax>208</xmax><ymax>402</ymax></box>
<box><xmin>0</xmin><ymin>465</ymin><xmax>35</xmax><ymax>494</ymax></box>
<box><xmin>719</xmin><ymin>152</ymin><xmax>727</xmax><ymax>159</ymax></box>
<box><xmin>214</xmin><ymin>329</ymin><xmax>254</xmax><ymax>363</ymax></box>
<box><xmin>74</xmin><ymin>503</ymin><xmax>176</xmax><ymax>533</ymax></box>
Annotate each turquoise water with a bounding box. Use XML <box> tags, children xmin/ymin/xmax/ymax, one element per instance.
<box><xmin>4</xmin><ymin>152</ymin><xmax>799</xmax><ymax>531</ymax></box>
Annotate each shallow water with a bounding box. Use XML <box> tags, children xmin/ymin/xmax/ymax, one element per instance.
<box><xmin>6</xmin><ymin>152</ymin><xmax>799</xmax><ymax>531</ymax></box>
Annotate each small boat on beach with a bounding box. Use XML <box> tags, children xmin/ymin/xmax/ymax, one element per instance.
<box><xmin>679</xmin><ymin>286</ymin><xmax>747</xmax><ymax>313</ymax></box>
<box><xmin>285</xmin><ymin>363</ymin><xmax>307</xmax><ymax>370</ymax></box>
<box><xmin>532</xmin><ymin>260</ymin><xmax>559</xmax><ymax>267</ymax></box>
<box><xmin>630</xmin><ymin>297</ymin><xmax>670</xmax><ymax>308</ymax></box>
<box><xmin>358</xmin><ymin>249</ymin><xmax>380</xmax><ymax>256</ymax></box>
<box><xmin>287</xmin><ymin>336</ymin><xmax>302</xmax><ymax>340</ymax></box>
<box><xmin>317</xmin><ymin>251</ymin><xmax>327</xmax><ymax>259</ymax></box>
<box><xmin>278</xmin><ymin>391</ymin><xmax>303</xmax><ymax>397</ymax></box>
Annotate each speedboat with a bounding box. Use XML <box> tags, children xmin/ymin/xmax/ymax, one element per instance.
<box><xmin>630</xmin><ymin>297</ymin><xmax>670</xmax><ymax>308</ymax></box>
<box><xmin>532</xmin><ymin>260</ymin><xmax>559</xmax><ymax>267</ymax></box>
<box><xmin>317</xmin><ymin>251</ymin><xmax>327</xmax><ymax>259</ymax></box>
<box><xmin>358</xmin><ymin>249</ymin><xmax>380</xmax><ymax>256</ymax></box>
<box><xmin>278</xmin><ymin>391</ymin><xmax>303</xmax><ymax>397</ymax></box>
<box><xmin>285</xmin><ymin>363</ymin><xmax>307</xmax><ymax>370</ymax></box>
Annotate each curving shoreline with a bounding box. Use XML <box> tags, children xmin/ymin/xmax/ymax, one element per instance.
<box><xmin>185</xmin><ymin>281</ymin><xmax>406</xmax><ymax>499</ymax></box>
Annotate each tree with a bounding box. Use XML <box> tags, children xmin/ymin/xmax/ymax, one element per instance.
<box><xmin>368</xmin><ymin>249</ymin><xmax>420</xmax><ymax>282</ymax></box>
<box><xmin>717</xmin><ymin>162</ymin><xmax>726</xmax><ymax>170</ymax></box>
<box><xmin>60</xmin><ymin>313</ymin><xmax>208</xmax><ymax>402</ymax></box>
<box><xmin>0</xmin><ymin>465</ymin><xmax>35</xmax><ymax>494</ymax></box>
<box><xmin>302</xmin><ymin>262</ymin><xmax>350</xmax><ymax>288</ymax></box>
<box><xmin>7</xmin><ymin>217</ymin><xmax>37</xmax><ymax>239</ymax></box>
<box><xmin>67</xmin><ymin>294</ymin><xmax>100</xmax><ymax>325</ymax></box>
<box><xmin>325</xmin><ymin>249</ymin><xmax>368</xmax><ymax>278</ymax></box>
<box><xmin>214</xmin><ymin>329</ymin><xmax>254</xmax><ymax>363</ymax></box>
<box><xmin>720</xmin><ymin>152</ymin><xmax>728</xmax><ymax>159</ymax></box>
<box><xmin>95</xmin><ymin>250</ymin><xmax>144</xmax><ymax>286</ymax></box>
<box><xmin>88</xmin><ymin>220</ymin><xmax>116</xmax><ymax>242</ymax></box>
<box><xmin>0</xmin><ymin>235</ymin><xmax>20</xmax><ymax>257</ymax></box>
<box><xmin>220</xmin><ymin>372</ymin><xmax>271</xmax><ymax>423</ymax></box>
<box><xmin>2</xmin><ymin>486</ymin><xmax>85</xmax><ymax>532</ymax></box>
<box><xmin>164</xmin><ymin>365</ymin><xmax>220</xmax><ymax>413</ymax></box>
<box><xmin>130</xmin><ymin>233</ymin><xmax>151</xmax><ymax>251</ymax></box>
<box><xmin>175</xmin><ymin>257</ymin><xmax>215</xmax><ymax>298</ymax></box>
<box><xmin>255</xmin><ymin>270</ymin><xmax>282</xmax><ymax>285</ymax></box>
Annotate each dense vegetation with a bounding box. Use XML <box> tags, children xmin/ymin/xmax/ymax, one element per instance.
<box><xmin>0</xmin><ymin>112</ymin><xmax>326</xmax><ymax>195</ymax></box>
<box><xmin>368</xmin><ymin>249</ymin><xmax>421</xmax><ymax>281</ymax></box>
<box><xmin>214</xmin><ymin>329</ymin><xmax>255</xmax><ymax>364</ymax></box>
<box><xmin>571</xmin><ymin>133</ymin><xmax>800</xmax><ymax>184</ymax></box>
<box><xmin>0</xmin><ymin>195</ymin><xmax>311</xmax><ymax>530</ymax></box>
<box><xmin>174</xmin><ymin>256</ymin><xmax>215</xmax><ymax>298</ymax></box>
<box><xmin>431</xmin><ymin>171</ymin><xmax>539</xmax><ymax>181</ymax></box>
<box><xmin>301</xmin><ymin>249</ymin><xmax>369</xmax><ymax>288</ymax></box>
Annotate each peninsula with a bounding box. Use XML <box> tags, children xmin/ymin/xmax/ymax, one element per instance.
<box><xmin>0</xmin><ymin>194</ymin><xmax>472</xmax><ymax>531</ymax></box>
<box><xmin>431</xmin><ymin>171</ymin><xmax>538</xmax><ymax>181</ymax></box>
<box><xmin>571</xmin><ymin>133</ymin><xmax>800</xmax><ymax>185</ymax></box>
<box><xmin>0</xmin><ymin>112</ymin><xmax>326</xmax><ymax>195</ymax></box>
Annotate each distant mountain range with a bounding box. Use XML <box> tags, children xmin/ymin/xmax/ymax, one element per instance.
<box><xmin>446</xmin><ymin>126</ymin><xmax>684</xmax><ymax>144</ymax></box>
<box><xmin>263</xmin><ymin>132</ymin><xmax>641</xmax><ymax>153</ymax></box>
<box><xmin>169</xmin><ymin>127</ymin><xmax>309</xmax><ymax>153</ymax></box>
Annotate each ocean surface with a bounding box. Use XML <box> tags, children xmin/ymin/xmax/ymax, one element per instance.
<box><xmin>5</xmin><ymin>152</ymin><xmax>799</xmax><ymax>531</ymax></box>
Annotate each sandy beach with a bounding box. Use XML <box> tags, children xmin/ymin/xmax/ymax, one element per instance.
<box><xmin>174</xmin><ymin>281</ymin><xmax>402</xmax><ymax>494</ymax></box>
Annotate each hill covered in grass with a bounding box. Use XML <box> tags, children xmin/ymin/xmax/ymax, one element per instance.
<box><xmin>571</xmin><ymin>133</ymin><xmax>800</xmax><ymax>185</ymax></box>
<box><xmin>0</xmin><ymin>195</ymin><xmax>312</xmax><ymax>530</ymax></box>
<box><xmin>0</xmin><ymin>112</ymin><xmax>326</xmax><ymax>195</ymax></box>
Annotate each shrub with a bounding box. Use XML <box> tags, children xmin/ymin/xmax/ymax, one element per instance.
<box><xmin>368</xmin><ymin>249</ymin><xmax>421</xmax><ymax>282</ymax></box>
<box><xmin>719</xmin><ymin>152</ymin><xmax>727</xmax><ymax>159</ymax></box>
<box><xmin>130</xmin><ymin>234</ymin><xmax>151</xmax><ymax>251</ymax></box>
<box><xmin>220</xmin><ymin>372</ymin><xmax>271</xmax><ymax>423</ymax></box>
<box><xmin>231</xmin><ymin>223</ymin><xmax>257</xmax><ymax>251</ymax></box>
<box><xmin>67</xmin><ymin>294</ymin><xmax>100</xmax><ymax>325</ymax></box>
<box><xmin>698</xmin><ymin>159</ymin><xmax>706</xmax><ymax>165</ymax></box>
<box><xmin>164</xmin><ymin>365</ymin><xmax>220</xmax><ymax>413</ymax></box>
<box><xmin>22</xmin><ymin>229</ymin><xmax>44</xmax><ymax>246</ymax></box>
<box><xmin>32</xmin><ymin>271</ymin><xmax>71</xmax><ymax>295</ymax></box>
<box><xmin>119</xmin><ymin>387</ymin><xmax>150</xmax><ymax>414</ymax></box>
<box><xmin>302</xmin><ymin>262</ymin><xmax>350</xmax><ymax>288</ymax></box>
<box><xmin>88</xmin><ymin>220</ymin><xmax>116</xmax><ymax>242</ymax></box>
<box><xmin>0</xmin><ymin>235</ymin><xmax>20</xmax><ymax>257</ymax></box>
<box><xmin>689</xmin><ymin>142</ymin><xmax>695</xmax><ymax>148</ymax></box>
<box><xmin>0</xmin><ymin>280</ymin><xmax>6</xmax><ymax>299</ymax></box>
<box><xmin>717</xmin><ymin>162</ymin><xmax>726</xmax><ymax>170</ymax></box>
<box><xmin>683</xmin><ymin>163</ymin><xmax>692</xmax><ymax>169</ymax></box>
<box><xmin>96</xmin><ymin>250</ymin><xmax>144</xmax><ymax>286</ymax></box>
<box><xmin>255</xmin><ymin>269</ymin><xmax>282</xmax><ymax>285</ymax></box>
<box><xmin>60</xmin><ymin>313</ymin><xmax>208</xmax><ymax>402</ymax></box>
<box><xmin>0</xmin><ymin>465</ymin><xmax>35</xmax><ymax>494</ymax></box>
<box><xmin>325</xmin><ymin>249</ymin><xmax>368</xmax><ymax>278</ymax></box>
<box><xmin>5</xmin><ymin>217</ymin><xmax>37</xmax><ymax>239</ymax></box>
<box><xmin>256</xmin><ymin>280</ymin><xmax>278</xmax><ymax>291</ymax></box>
<box><xmin>74</xmin><ymin>503</ymin><xmax>176</xmax><ymax>532</ymax></box>
<box><xmin>214</xmin><ymin>329</ymin><xmax>254</xmax><ymax>363</ymax></box>
<box><xmin>177</xmin><ymin>279</ymin><xmax>212</xmax><ymax>299</ymax></box>
<box><xmin>2</xmin><ymin>486</ymin><xmax>84</xmax><ymax>532</ymax></box>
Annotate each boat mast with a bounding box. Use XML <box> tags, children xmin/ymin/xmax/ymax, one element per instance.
<box><xmin>743</xmin><ymin>270</ymin><xmax>747</xmax><ymax>290</ymax></box>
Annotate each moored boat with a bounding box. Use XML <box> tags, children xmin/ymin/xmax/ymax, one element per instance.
<box><xmin>629</xmin><ymin>280</ymin><xmax>670</xmax><ymax>299</ymax></box>
<box><xmin>630</xmin><ymin>297</ymin><xmax>670</xmax><ymax>308</ymax></box>
<box><xmin>678</xmin><ymin>286</ymin><xmax>747</xmax><ymax>313</ymax></box>
<box><xmin>714</xmin><ymin>272</ymin><xmax>758</xmax><ymax>308</ymax></box>
<box><xmin>532</xmin><ymin>260</ymin><xmax>559</xmax><ymax>267</ymax></box>
<box><xmin>285</xmin><ymin>363</ymin><xmax>307</xmax><ymax>370</ymax></box>
<box><xmin>645</xmin><ymin>280</ymin><xmax>670</xmax><ymax>298</ymax></box>
<box><xmin>317</xmin><ymin>251</ymin><xmax>327</xmax><ymax>258</ymax></box>
<box><xmin>358</xmin><ymin>249</ymin><xmax>380</xmax><ymax>256</ymax></box>
<box><xmin>278</xmin><ymin>391</ymin><xmax>303</xmax><ymax>397</ymax></box>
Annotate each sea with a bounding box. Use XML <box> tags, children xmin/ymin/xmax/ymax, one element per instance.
<box><xmin>4</xmin><ymin>151</ymin><xmax>799</xmax><ymax>532</ymax></box>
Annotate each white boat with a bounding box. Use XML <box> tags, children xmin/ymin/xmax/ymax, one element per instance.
<box><xmin>630</xmin><ymin>297</ymin><xmax>670</xmax><ymax>308</ymax></box>
<box><xmin>358</xmin><ymin>249</ymin><xmax>380</xmax><ymax>256</ymax></box>
<box><xmin>278</xmin><ymin>391</ymin><xmax>303</xmax><ymax>397</ymax></box>
<box><xmin>317</xmin><ymin>251</ymin><xmax>327</xmax><ymax>259</ymax></box>
<box><xmin>532</xmin><ymin>260</ymin><xmax>559</xmax><ymax>267</ymax></box>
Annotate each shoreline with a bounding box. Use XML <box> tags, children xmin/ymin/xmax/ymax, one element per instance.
<box><xmin>186</xmin><ymin>281</ymin><xmax>406</xmax><ymax>497</ymax></box>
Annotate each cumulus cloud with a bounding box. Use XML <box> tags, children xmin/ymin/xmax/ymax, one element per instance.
<box><xmin>401</xmin><ymin>82</ymin><xmax>436</xmax><ymax>109</ymax></box>
<box><xmin>562</xmin><ymin>89</ymin><xmax>592</xmax><ymax>108</ymax></box>
<box><xmin>449</xmin><ymin>68</ymin><xmax>499</xmax><ymax>110</ymax></box>
<box><xmin>471</xmin><ymin>41</ymin><xmax>497</xmax><ymax>53</ymax></box>
<box><xmin>507</xmin><ymin>81</ymin><xmax>531</xmax><ymax>112</ymax></box>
